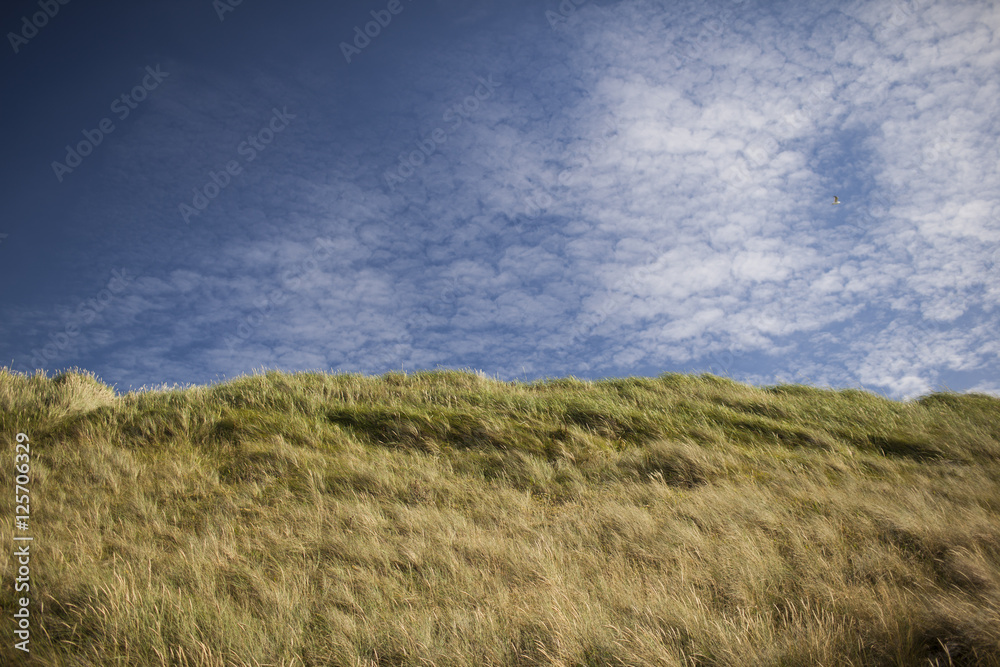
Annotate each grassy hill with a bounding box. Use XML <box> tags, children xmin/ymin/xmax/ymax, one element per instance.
<box><xmin>2</xmin><ymin>367</ymin><xmax>999</xmax><ymax>666</ymax></box>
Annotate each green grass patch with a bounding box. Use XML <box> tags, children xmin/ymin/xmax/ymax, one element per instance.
<box><xmin>1</xmin><ymin>366</ymin><xmax>999</xmax><ymax>665</ymax></box>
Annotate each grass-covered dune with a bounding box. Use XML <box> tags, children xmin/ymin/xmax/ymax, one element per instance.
<box><xmin>2</xmin><ymin>367</ymin><xmax>1000</xmax><ymax>666</ymax></box>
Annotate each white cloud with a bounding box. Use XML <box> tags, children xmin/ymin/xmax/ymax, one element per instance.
<box><xmin>7</xmin><ymin>0</ymin><xmax>997</xmax><ymax>400</ymax></box>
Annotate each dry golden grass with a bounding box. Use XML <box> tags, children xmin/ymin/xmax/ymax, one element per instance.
<box><xmin>1</xmin><ymin>367</ymin><xmax>998</xmax><ymax>665</ymax></box>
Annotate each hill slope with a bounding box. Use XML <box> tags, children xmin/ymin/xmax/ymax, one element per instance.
<box><xmin>2</xmin><ymin>367</ymin><xmax>1000</xmax><ymax>666</ymax></box>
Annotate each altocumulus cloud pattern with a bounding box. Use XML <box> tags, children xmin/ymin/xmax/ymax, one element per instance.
<box><xmin>1</xmin><ymin>0</ymin><xmax>998</xmax><ymax>399</ymax></box>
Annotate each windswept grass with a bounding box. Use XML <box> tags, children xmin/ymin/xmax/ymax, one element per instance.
<box><xmin>1</xmin><ymin>366</ymin><xmax>999</xmax><ymax>666</ymax></box>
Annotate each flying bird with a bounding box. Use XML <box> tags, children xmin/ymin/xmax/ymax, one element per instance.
<box><xmin>832</xmin><ymin>196</ymin><xmax>841</xmax><ymax>205</ymax></box>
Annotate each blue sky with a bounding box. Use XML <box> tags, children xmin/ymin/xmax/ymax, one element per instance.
<box><xmin>2</xmin><ymin>0</ymin><xmax>998</xmax><ymax>399</ymax></box>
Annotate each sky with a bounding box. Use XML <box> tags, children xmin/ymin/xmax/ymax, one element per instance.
<box><xmin>1</xmin><ymin>0</ymin><xmax>998</xmax><ymax>399</ymax></box>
